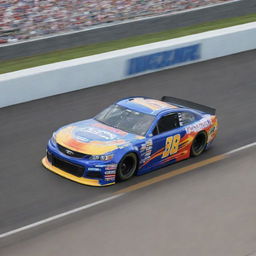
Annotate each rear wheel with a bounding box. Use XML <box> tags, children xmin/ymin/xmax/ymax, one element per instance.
<box><xmin>116</xmin><ymin>153</ymin><xmax>137</xmax><ymax>181</ymax></box>
<box><xmin>191</xmin><ymin>131</ymin><xmax>207</xmax><ymax>157</ymax></box>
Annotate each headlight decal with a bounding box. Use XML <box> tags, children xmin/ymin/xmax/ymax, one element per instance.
<box><xmin>90</xmin><ymin>154</ymin><xmax>114</xmax><ymax>161</ymax></box>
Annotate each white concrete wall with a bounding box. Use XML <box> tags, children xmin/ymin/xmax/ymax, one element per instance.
<box><xmin>1</xmin><ymin>22</ymin><xmax>256</xmax><ymax>108</ymax></box>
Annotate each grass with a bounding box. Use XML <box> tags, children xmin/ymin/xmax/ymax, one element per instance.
<box><xmin>1</xmin><ymin>13</ymin><xmax>256</xmax><ymax>74</ymax></box>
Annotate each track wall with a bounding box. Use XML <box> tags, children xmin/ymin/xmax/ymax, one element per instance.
<box><xmin>0</xmin><ymin>22</ymin><xmax>256</xmax><ymax>108</ymax></box>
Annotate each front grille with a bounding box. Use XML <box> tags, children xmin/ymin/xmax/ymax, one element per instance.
<box><xmin>86</xmin><ymin>171</ymin><xmax>102</xmax><ymax>179</ymax></box>
<box><xmin>57</xmin><ymin>144</ymin><xmax>89</xmax><ymax>158</ymax></box>
<box><xmin>47</xmin><ymin>152</ymin><xmax>84</xmax><ymax>177</ymax></box>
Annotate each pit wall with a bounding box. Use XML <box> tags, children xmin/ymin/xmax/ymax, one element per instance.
<box><xmin>1</xmin><ymin>22</ymin><xmax>256</xmax><ymax>108</ymax></box>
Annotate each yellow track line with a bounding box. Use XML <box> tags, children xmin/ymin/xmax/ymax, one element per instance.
<box><xmin>115</xmin><ymin>154</ymin><xmax>226</xmax><ymax>194</ymax></box>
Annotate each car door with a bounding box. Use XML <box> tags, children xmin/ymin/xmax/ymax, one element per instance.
<box><xmin>149</xmin><ymin>112</ymin><xmax>186</xmax><ymax>168</ymax></box>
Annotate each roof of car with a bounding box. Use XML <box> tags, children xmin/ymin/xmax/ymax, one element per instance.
<box><xmin>117</xmin><ymin>97</ymin><xmax>183</xmax><ymax>116</ymax></box>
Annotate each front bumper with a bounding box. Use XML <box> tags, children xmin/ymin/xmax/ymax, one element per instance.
<box><xmin>42</xmin><ymin>139</ymin><xmax>117</xmax><ymax>186</ymax></box>
<box><xmin>42</xmin><ymin>156</ymin><xmax>115</xmax><ymax>186</ymax></box>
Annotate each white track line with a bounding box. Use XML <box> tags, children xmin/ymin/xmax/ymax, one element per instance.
<box><xmin>0</xmin><ymin>194</ymin><xmax>124</xmax><ymax>239</ymax></box>
<box><xmin>0</xmin><ymin>140</ymin><xmax>255</xmax><ymax>239</ymax></box>
<box><xmin>225</xmin><ymin>142</ymin><xmax>256</xmax><ymax>155</ymax></box>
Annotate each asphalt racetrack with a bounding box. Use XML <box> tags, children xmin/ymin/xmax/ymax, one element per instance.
<box><xmin>1</xmin><ymin>49</ymin><xmax>256</xmax><ymax>254</ymax></box>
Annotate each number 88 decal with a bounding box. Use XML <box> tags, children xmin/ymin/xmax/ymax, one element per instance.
<box><xmin>162</xmin><ymin>134</ymin><xmax>181</xmax><ymax>158</ymax></box>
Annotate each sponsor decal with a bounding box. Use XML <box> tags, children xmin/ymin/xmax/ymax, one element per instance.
<box><xmin>140</xmin><ymin>139</ymin><xmax>152</xmax><ymax>152</ymax></box>
<box><xmin>145</xmin><ymin>152</ymin><xmax>151</xmax><ymax>157</ymax></box>
<box><xmin>75</xmin><ymin>127</ymin><xmax>117</xmax><ymax>140</ymax></box>
<box><xmin>146</xmin><ymin>139</ymin><xmax>153</xmax><ymax>146</ymax></box>
<box><xmin>95</xmin><ymin>164</ymin><xmax>117</xmax><ymax>170</ymax></box>
<box><xmin>105</xmin><ymin>171</ymin><xmax>116</xmax><ymax>181</ymax></box>
<box><xmin>127</xmin><ymin>44</ymin><xmax>201</xmax><ymax>75</ymax></box>
<box><xmin>140</xmin><ymin>144</ymin><xmax>146</xmax><ymax>152</ymax></box>
<box><xmin>208</xmin><ymin>124</ymin><xmax>217</xmax><ymax>142</ymax></box>
<box><xmin>185</xmin><ymin>118</ymin><xmax>212</xmax><ymax>134</ymax></box>
<box><xmin>105</xmin><ymin>177</ymin><xmax>115</xmax><ymax>181</ymax></box>
<box><xmin>118</xmin><ymin>143</ymin><xmax>131</xmax><ymax>149</ymax></box>
<box><xmin>140</xmin><ymin>139</ymin><xmax>153</xmax><ymax>163</ymax></box>
<box><xmin>178</xmin><ymin>113</ymin><xmax>183</xmax><ymax>126</ymax></box>
<box><xmin>88</xmin><ymin>167</ymin><xmax>101</xmax><ymax>171</ymax></box>
<box><xmin>93</xmin><ymin>123</ymin><xmax>127</xmax><ymax>136</ymax></box>
<box><xmin>209</xmin><ymin>126</ymin><xmax>216</xmax><ymax>134</ymax></box>
<box><xmin>105</xmin><ymin>166</ymin><xmax>116</xmax><ymax>180</ymax></box>
<box><xmin>105</xmin><ymin>164</ymin><xmax>117</xmax><ymax>170</ymax></box>
<box><xmin>74</xmin><ymin>136</ymin><xmax>90</xmax><ymax>143</ymax></box>
<box><xmin>105</xmin><ymin>171</ymin><xmax>116</xmax><ymax>174</ymax></box>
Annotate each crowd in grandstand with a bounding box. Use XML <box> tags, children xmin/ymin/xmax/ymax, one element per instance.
<box><xmin>0</xmin><ymin>0</ymin><xmax>232</xmax><ymax>44</ymax></box>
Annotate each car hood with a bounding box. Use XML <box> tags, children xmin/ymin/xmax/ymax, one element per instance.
<box><xmin>55</xmin><ymin>119</ymin><xmax>144</xmax><ymax>155</ymax></box>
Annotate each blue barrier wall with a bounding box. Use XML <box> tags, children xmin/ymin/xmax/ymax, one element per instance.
<box><xmin>127</xmin><ymin>44</ymin><xmax>201</xmax><ymax>75</ymax></box>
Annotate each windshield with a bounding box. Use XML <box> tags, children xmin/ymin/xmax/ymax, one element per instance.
<box><xmin>95</xmin><ymin>104</ymin><xmax>155</xmax><ymax>136</ymax></box>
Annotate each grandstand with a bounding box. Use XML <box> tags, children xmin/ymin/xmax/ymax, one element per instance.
<box><xmin>0</xmin><ymin>0</ymin><xmax>234</xmax><ymax>44</ymax></box>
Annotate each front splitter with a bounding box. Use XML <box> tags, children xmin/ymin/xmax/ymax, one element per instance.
<box><xmin>42</xmin><ymin>157</ymin><xmax>115</xmax><ymax>187</ymax></box>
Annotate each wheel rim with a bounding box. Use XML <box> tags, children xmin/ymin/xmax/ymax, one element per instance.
<box><xmin>193</xmin><ymin>133</ymin><xmax>206</xmax><ymax>154</ymax></box>
<box><xmin>120</xmin><ymin>156</ymin><xmax>135</xmax><ymax>177</ymax></box>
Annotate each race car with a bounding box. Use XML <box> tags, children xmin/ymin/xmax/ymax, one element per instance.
<box><xmin>42</xmin><ymin>96</ymin><xmax>218</xmax><ymax>186</ymax></box>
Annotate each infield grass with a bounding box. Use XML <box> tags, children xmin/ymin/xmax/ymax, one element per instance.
<box><xmin>1</xmin><ymin>13</ymin><xmax>256</xmax><ymax>74</ymax></box>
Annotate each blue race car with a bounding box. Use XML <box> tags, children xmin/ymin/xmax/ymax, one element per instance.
<box><xmin>42</xmin><ymin>96</ymin><xmax>218</xmax><ymax>186</ymax></box>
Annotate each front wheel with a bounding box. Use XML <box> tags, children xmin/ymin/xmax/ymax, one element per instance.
<box><xmin>116</xmin><ymin>153</ymin><xmax>137</xmax><ymax>181</ymax></box>
<box><xmin>190</xmin><ymin>131</ymin><xmax>207</xmax><ymax>157</ymax></box>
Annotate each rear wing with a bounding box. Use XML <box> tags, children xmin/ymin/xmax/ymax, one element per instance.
<box><xmin>161</xmin><ymin>96</ymin><xmax>216</xmax><ymax>115</ymax></box>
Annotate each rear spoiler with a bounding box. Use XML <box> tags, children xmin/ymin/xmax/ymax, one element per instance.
<box><xmin>161</xmin><ymin>96</ymin><xmax>216</xmax><ymax>115</ymax></box>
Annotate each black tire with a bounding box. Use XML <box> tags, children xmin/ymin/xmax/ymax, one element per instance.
<box><xmin>116</xmin><ymin>153</ymin><xmax>137</xmax><ymax>181</ymax></box>
<box><xmin>190</xmin><ymin>131</ymin><xmax>207</xmax><ymax>157</ymax></box>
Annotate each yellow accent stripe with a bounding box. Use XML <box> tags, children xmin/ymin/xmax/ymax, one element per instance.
<box><xmin>115</xmin><ymin>154</ymin><xmax>226</xmax><ymax>194</ymax></box>
<box><xmin>42</xmin><ymin>157</ymin><xmax>115</xmax><ymax>187</ymax></box>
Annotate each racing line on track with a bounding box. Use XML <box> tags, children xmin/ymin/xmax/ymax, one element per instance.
<box><xmin>0</xmin><ymin>141</ymin><xmax>256</xmax><ymax>240</ymax></box>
